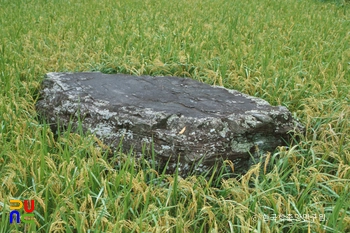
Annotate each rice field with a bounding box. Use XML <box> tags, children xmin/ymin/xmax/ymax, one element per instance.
<box><xmin>0</xmin><ymin>0</ymin><xmax>349</xmax><ymax>232</ymax></box>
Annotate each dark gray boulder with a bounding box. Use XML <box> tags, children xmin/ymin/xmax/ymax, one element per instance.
<box><xmin>36</xmin><ymin>72</ymin><xmax>304</xmax><ymax>176</ymax></box>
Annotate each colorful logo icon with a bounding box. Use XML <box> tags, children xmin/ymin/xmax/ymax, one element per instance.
<box><xmin>9</xmin><ymin>200</ymin><xmax>35</xmax><ymax>224</ymax></box>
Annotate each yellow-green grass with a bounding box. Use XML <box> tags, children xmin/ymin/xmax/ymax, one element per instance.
<box><xmin>0</xmin><ymin>0</ymin><xmax>349</xmax><ymax>232</ymax></box>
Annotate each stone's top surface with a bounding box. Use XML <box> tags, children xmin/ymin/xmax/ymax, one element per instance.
<box><xmin>45</xmin><ymin>72</ymin><xmax>276</xmax><ymax>118</ymax></box>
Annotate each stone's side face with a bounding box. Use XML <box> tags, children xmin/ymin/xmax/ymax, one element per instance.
<box><xmin>36</xmin><ymin>72</ymin><xmax>305</xmax><ymax>176</ymax></box>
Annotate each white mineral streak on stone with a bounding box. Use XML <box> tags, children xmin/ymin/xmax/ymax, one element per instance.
<box><xmin>161</xmin><ymin>145</ymin><xmax>171</xmax><ymax>150</ymax></box>
<box><xmin>116</xmin><ymin>128</ymin><xmax>133</xmax><ymax>140</ymax></box>
<box><xmin>279</xmin><ymin>106</ymin><xmax>290</xmax><ymax>120</ymax></box>
<box><xmin>183</xmin><ymin>163</ymin><xmax>190</xmax><ymax>171</ymax></box>
<box><xmin>243</xmin><ymin>115</ymin><xmax>258</xmax><ymax>128</ymax></box>
<box><xmin>231</xmin><ymin>140</ymin><xmax>252</xmax><ymax>153</ymax></box>
<box><xmin>219</xmin><ymin>122</ymin><xmax>229</xmax><ymax>138</ymax></box>
<box><xmin>61</xmin><ymin>101</ymin><xmax>78</xmax><ymax>114</ymax></box>
<box><xmin>47</xmin><ymin>72</ymin><xmax>71</xmax><ymax>91</ymax></box>
<box><xmin>254</xmin><ymin>140</ymin><xmax>265</xmax><ymax>147</ymax></box>
<box><xmin>94</xmin><ymin>100</ymin><xmax>110</xmax><ymax>107</ymax></box>
<box><xmin>96</xmin><ymin>109</ymin><xmax>117</xmax><ymax>120</ymax></box>
<box><xmin>141</xmin><ymin>137</ymin><xmax>151</xmax><ymax>144</ymax></box>
<box><xmin>92</xmin><ymin>123</ymin><xmax>114</xmax><ymax>138</ymax></box>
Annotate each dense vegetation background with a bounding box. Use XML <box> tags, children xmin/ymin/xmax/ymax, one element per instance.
<box><xmin>0</xmin><ymin>0</ymin><xmax>349</xmax><ymax>232</ymax></box>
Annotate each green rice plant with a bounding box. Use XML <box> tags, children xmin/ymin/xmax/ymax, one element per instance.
<box><xmin>0</xmin><ymin>0</ymin><xmax>349</xmax><ymax>232</ymax></box>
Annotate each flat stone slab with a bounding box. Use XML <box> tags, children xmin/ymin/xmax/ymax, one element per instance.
<box><xmin>36</xmin><ymin>72</ymin><xmax>304</xmax><ymax>176</ymax></box>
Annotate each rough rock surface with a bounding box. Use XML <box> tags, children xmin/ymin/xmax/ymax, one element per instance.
<box><xmin>36</xmin><ymin>72</ymin><xmax>304</xmax><ymax>176</ymax></box>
